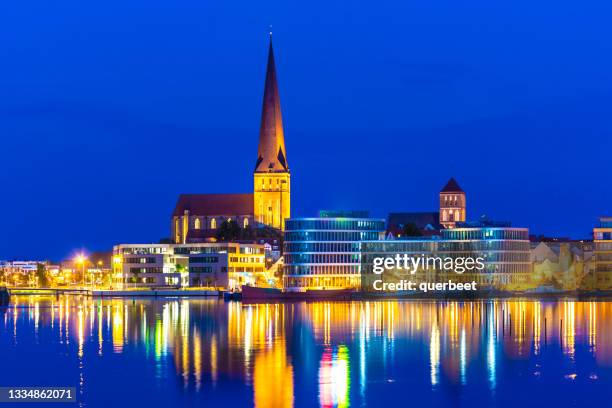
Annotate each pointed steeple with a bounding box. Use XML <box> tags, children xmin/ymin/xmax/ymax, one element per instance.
<box><xmin>255</xmin><ymin>35</ymin><xmax>289</xmax><ymax>172</ymax></box>
<box><xmin>441</xmin><ymin>177</ymin><xmax>463</xmax><ymax>193</ymax></box>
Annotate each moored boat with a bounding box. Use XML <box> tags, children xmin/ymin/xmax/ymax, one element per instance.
<box><xmin>241</xmin><ymin>285</ymin><xmax>353</xmax><ymax>301</ymax></box>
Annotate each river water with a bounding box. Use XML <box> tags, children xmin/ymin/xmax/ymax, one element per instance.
<box><xmin>1</xmin><ymin>296</ymin><xmax>610</xmax><ymax>407</ymax></box>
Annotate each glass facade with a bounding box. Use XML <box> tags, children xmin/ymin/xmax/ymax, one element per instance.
<box><xmin>283</xmin><ymin>217</ymin><xmax>386</xmax><ymax>291</ymax></box>
<box><xmin>285</xmin><ymin>221</ymin><xmax>532</xmax><ymax>291</ymax></box>
<box><xmin>361</xmin><ymin>228</ymin><xmax>532</xmax><ymax>290</ymax></box>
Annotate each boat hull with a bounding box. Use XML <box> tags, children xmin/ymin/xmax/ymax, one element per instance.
<box><xmin>241</xmin><ymin>285</ymin><xmax>353</xmax><ymax>301</ymax></box>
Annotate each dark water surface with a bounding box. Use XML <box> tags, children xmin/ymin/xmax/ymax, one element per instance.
<box><xmin>1</xmin><ymin>296</ymin><xmax>611</xmax><ymax>407</ymax></box>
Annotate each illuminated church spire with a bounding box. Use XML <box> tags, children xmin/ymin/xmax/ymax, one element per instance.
<box><xmin>253</xmin><ymin>33</ymin><xmax>291</xmax><ymax>230</ymax></box>
<box><xmin>255</xmin><ymin>33</ymin><xmax>288</xmax><ymax>172</ymax></box>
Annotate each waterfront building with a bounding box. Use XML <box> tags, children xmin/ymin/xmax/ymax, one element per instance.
<box><xmin>0</xmin><ymin>261</ymin><xmax>45</xmax><ymax>286</ymax></box>
<box><xmin>361</xmin><ymin>225</ymin><xmax>532</xmax><ymax>291</ymax></box>
<box><xmin>593</xmin><ymin>217</ymin><xmax>612</xmax><ymax>290</ymax></box>
<box><xmin>112</xmin><ymin>242</ymin><xmax>266</xmax><ymax>289</ymax></box>
<box><xmin>439</xmin><ymin>227</ymin><xmax>532</xmax><ymax>289</ymax></box>
<box><xmin>439</xmin><ymin>178</ymin><xmax>466</xmax><ymax>229</ymax></box>
<box><xmin>171</xmin><ymin>36</ymin><xmax>290</xmax><ymax>244</ymax></box>
<box><xmin>284</xmin><ymin>211</ymin><xmax>531</xmax><ymax>292</ymax></box>
<box><xmin>530</xmin><ymin>241</ymin><xmax>594</xmax><ymax>290</ymax></box>
<box><xmin>282</xmin><ymin>211</ymin><xmax>386</xmax><ymax>291</ymax></box>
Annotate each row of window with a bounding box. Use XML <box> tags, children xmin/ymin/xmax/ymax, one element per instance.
<box><xmin>285</xmin><ymin>219</ymin><xmax>385</xmax><ymax>231</ymax></box>
<box><xmin>124</xmin><ymin>257</ymin><xmax>157</xmax><ymax>264</ymax></box>
<box><xmin>286</xmin><ymin>253</ymin><xmax>361</xmax><ymax>264</ymax></box>
<box><xmin>230</xmin><ymin>257</ymin><xmax>263</xmax><ymax>263</ymax></box>
<box><xmin>229</xmin><ymin>267</ymin><xmax>265</xmax><ymax>273</ymax></box>
<box><xmin>441</xmin><ymin>229</ymin><xmax>529</xmax><ymax>240</ymax></box>
<box><xmin>191</xmin><ymin>266</ymin><xmax>228</xmax><ymax>273</ymax></box>
<box><xmin>117</xmin><ymin>277</ymin><xmax>158</xmax><ymax>284</ymax></box>
<box><xmin>124</xmin><ymin>266</ymin><xmax>265</xmax><ymax>274</ymax></box>
<box><xmin>191</xmin><ymin>217</ymin><xmax>250</xmax><ymax>230</ymax></box>
<box><xmin>595</xmin><ymin>242</ymin><xmax>612</xmax><ymax>250</ymax></box>
<box><xmin>360</xmin><ymin>252</ymin><xmax>531</xmax><ymax>263</ymax></box>
<box><xmin>441</xmin><ymin>194</ymin><xmax>463</xmax><ymax>205</ymax></box>
<box><xmin>129</xmin><ymin>267</ymin><xmax>163</xmax><ymax>274</ymax></box>
<box><xmin>284</xmin><ymin>242</ymin><xmax>361</xmax><ymax>253</ymax></box>
<box><xmin>284</xmin><ymin>265</ymin><xmax>360</xmax><ymax>276</ymax></box>
<box><xmin>257</xmin><ymin>176</ymin><xmax>288</xmax><ymax>190</ymax></box>
<box><xmin>190</xmin><ymin>266</ymin><xmax>214</xmax><ymax>273</ymax></box>
<box><xmin>120</xmin><ymin>247</ymin><xmax>168</xmax><ymax>255</ymax></box>
<box><xmin>189</xmin><ymin>256</ymin><xmax>219</xmax><ymax>264</ymax></box>
<box><xmin>174</xmin><ymin>246</ymin><xmax>264</xmax><ymax>255</ymax></box>
<box><xmin>285</xmin><ymin>231</ymin><xmax>381</xmax><ymax>242</ymax></box>
<box><xmin>441</xmin><ymin>209</ymin><xmax>462</xmax><ymax>222</ymax></box>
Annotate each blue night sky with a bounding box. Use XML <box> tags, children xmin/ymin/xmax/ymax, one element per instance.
<box><xmin>1</xmin><ymin>1</ymin><xmax>611</xmax><ymax>260</ymax></box>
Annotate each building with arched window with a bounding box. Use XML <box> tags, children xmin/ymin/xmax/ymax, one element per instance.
<box><xmin>171</xmin><ymin>194</ymin><xmax>254</xmax><ymax>244</ymax></box>
<box><xmin>439</xmin><ymin>178</ymin><xmax>466</xmax><ymax>229</ymax></box>
<box><xmin>170</xmin><ymin>36</ymin><xmax>290</xmax><ymax>243</ymax></box>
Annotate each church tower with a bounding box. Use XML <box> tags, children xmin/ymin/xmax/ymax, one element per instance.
<box><xmin>254</xmin><ymin>36</ymin><xmax>290</xmax><ymax>230</ymax></box>
<box><xmin>439</xmin><ymin>178</ymin><xmax>466</xmax><ymax>228</ymax></box>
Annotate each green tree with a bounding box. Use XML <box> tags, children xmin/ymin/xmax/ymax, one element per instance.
<box><xmin>130</xmin><ymin>266</ymin><xmax>142</xmax><ymax>286</ymax></box>
<box><xmin>401</xmin><ymin>223</ymin><xmax>423</xmax><ymax>237</ymax></box>
<box><xmin>216</xmin><ymin>220</ymin><xmax>242</xmax><ymax>241</ymax></box>
<box><xmin>36</xmin><ymin>263</ymin><xmax>49</xmax><ymax>288</ymax></box>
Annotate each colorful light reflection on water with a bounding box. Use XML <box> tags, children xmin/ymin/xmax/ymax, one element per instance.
<box><xmin>1</xmin><ymin>296</ymin><xmax>611</xmax><ymax>407</ymax></box>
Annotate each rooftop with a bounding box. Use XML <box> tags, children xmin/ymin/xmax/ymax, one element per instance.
<box><xmin>440</xmin><ymin>177</ymin><xmax>464</xmax><ymax>193</ymax></box>
<box><xmin>172</xmin><ymin>194</ymin><xmax>254</xmax><ymax>217</ymax></box>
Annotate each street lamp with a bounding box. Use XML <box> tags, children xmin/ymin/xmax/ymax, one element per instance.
<box><xmin>112</xmin><ymin>255</ymin><xmax>122</xmax><ymax>289</ymax></box>
<box><xmin>96</xmin><ymin>260</ymin><xmax>103</xmax><ymax>288</ymax></box>
<box><xmin>75</xmin><ymin>254</ymin><xmax>87</xmax><ymax>288</ymax></box>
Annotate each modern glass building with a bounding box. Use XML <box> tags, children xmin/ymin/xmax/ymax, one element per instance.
<box><xmin>361</xmin><ymin>227</ymin><xmax>532</xmax><ymax>291</ymax></box>
<box><xmin>283</xmin><ymin>212</ymin><xmax>385</xmax><ymax>291</ymax></box>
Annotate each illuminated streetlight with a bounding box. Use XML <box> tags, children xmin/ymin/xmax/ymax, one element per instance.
<box><xmin>74</xmin><ymin>253</ymin><xmax>87</xmax><ymax>287</ymax></box>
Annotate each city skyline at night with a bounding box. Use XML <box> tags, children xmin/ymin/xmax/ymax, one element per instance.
<box><xmin>1</xmin><ymin>1</ymin><xmax>611</xmax><ymax>260</ymax></box>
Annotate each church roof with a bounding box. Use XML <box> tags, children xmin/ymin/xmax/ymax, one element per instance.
<box><xmin>255</xmin><ymin>36</ymin><xmax>289</xmax><ymax>173</ymax></box>
<box><xmin>172</xmin><ymin>194</ymin><xmax>254</xmax><ymax>217</ymax></box>
<box><xmin>440</xmin><ymin>177</ymin><xmax>463</xmax><ymax>193</ymax></box>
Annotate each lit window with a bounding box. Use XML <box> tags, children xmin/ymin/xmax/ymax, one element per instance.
<box><xmin>211</xmin><ymin>218</ymin><xmax>217</xmax><ymax>229</ymax></box>
<box><xmin>194</xmin><ymin>218</ymin><xmax>201</xmax><ymax>230</ymax></box>
<box><xmin>243</xmin><ymin>218</ymin><xmax>249</xmax><ymax>228</ymax></box>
